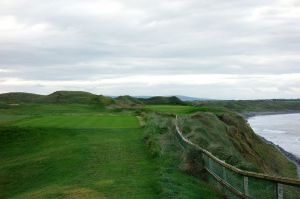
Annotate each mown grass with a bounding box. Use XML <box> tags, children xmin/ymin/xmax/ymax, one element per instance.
<box><xmin>0</xmin><ymin>114</ymin><xmax>160</xmax><ymax>199</ymax></box>
<box><xmin>145</xmin><ymin>105</ymin><xmax>199</xmax><ymax>114</ymax></box>
<box><xmin>14</xmin><ymin>115</ymin><xmax>140</xmax><ymax>129</ymax></box>
<box><xmin>0</xmin><ymin>104</ymin><xmax>106</xmax><ymax>117</ymax></box>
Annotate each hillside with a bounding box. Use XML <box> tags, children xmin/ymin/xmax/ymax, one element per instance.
<box><xmin>39</xmin><ymin>91</ymin><xmax>98</xmax><ymax>104</ymax></box>
<box><xmin>114</xmin><ymin>95</ymin><xmax>143</xmax><ymax>108</ymax></box>
<box><xmin>0</xmin><ymin>92</ymin><xmax>187</xmax><ymax>107</ymax></box>
<box><xmin>177</xmin><ymin>111</ymin><xmax>297</xmax><ymax>177</ymax></box>
<box><xmin>0</xmin><ymin>91</ymin><xmax>116</xmax><ymax>106</ymax></box>
<box><xmin>0</xmin><ymin>92</ymin><xmax>43</xmax><ymax>103</ymax></box>
<box><xmin>140</xmin><ymin>96</ymin><xmax>185</xmax><ymax>105</ymax></box>
<box><xmin>143</xmin><ymin>105</ymin><xmax>298</xmax><ymax>179</ymax></box>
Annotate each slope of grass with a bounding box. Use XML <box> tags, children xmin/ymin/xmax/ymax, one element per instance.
<box><xmin>143</xmin><ymin>113</ymin><xmax>222</xmax><ymax>199</ymax></box>
<box><xmin>178</xmin><ymin>111</ymin><xmax>297</xmax><ymax>178</ymax></box>
<box><xmin>0</xmin><ymin>115</ymin><xmax>159</xmax><ymax>199</ymax></box>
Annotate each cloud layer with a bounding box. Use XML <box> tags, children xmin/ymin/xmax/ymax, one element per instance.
<box><xmin>0</xmin><ymin>0</ymin><xmax>300</xmax><ymax>99</ymax></box>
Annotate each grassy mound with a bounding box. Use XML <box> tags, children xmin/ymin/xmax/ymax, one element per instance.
<box><xmin>0</xmin><ymin>91</ymin><xmax>116</xmax><ymax>106</ymax></box>
<box><xmin>140</xmin><ymin>96</ymin><xmax>185</xmax><ymax>105</ymax></box>
<box><xmin>0</xmin><ymin>92</ymin><xmax>43</xmax><ymax>104</ymax></box>
<box><xmin>41</xmin><ymin>91</ymin><xmax>98</xmax><ymax>104</ymax></box>
<box><xmin>114</xmin><ymin>96</ymin><xmax>143</xmax><ymax>108</ymax></box>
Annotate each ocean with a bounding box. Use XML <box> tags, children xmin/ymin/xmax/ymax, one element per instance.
<box><xmin>248</xmin><ymin>113</ymin><xmax>300</xmax><ymax>158</ymax></box>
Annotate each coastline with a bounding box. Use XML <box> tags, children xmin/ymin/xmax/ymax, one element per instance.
<box><xmin>242</xmin><ymin>110</ymin><xmax>300</xmax><ymax>119</ymax></box>
<box><xmin>278</xmin><ymin>146</ymin><xmax>300</xmax><ymax>178</ymax></box>
<box><xmin>258</xmin><ymin>135</ymin><xmax>300</xmax><ymax>178</ymax></box>
<box><xmin>246</xmin><ymin>111</ymin><xmax>300</xmax><ymax>178</ymax></box>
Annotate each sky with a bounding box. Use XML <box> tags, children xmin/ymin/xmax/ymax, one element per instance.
<box><xmin>0</xmin><ymin>0</ymin><xmax>300</xmax><ymax>99</ymax></box>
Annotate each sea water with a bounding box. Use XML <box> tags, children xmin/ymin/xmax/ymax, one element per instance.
<box><xmin>248</xmin><ymin>113</ymin><xmax>300</xmax><ymax>158</ymax></box>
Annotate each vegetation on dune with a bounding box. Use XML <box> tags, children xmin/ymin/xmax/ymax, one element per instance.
<box><xmin>140</xmin><ymin>96</ymin><xmax>186</xmax><ymax>105</ymax></box>
<box><xmin>144</xmin><ymin>105</ymin><xmax>297</xmax><ymax>178</ymax></box>
<box><xmin>0</xmin><ymin>91</ymin><xmax>116</xmax><ymax>106</ymax></box>
<box><xmin>98</xmin><ymin>95</ymin><xmax>115</xmax><ymax>106</ymax></box>
<box><xmin>40</xmin><ymin>91</ymin><xmax>100</xmax><ymax>104</ymax></box>
<box><xmin>0</xmin><ymin>92</ymin><xmax>43</xmax><ymax>104</ymax></box>
<box><xmin>113</xmin><ymin>95</ymin><xmax>143</xmax><ymax>108</ymax></box>
<box><xmin>177</xmin><ymin>111</ymin><xmax>297</xmax><ymax>177</ymax></box>
<box><xmin>0</xmin><ymin>91</ymin><xmax>187</xmax><ymax>108</ymax></box>
<box><xmin>143</xmin><ymin>113</ymin><xmax>222</xmax><ymax>199</ymax></box>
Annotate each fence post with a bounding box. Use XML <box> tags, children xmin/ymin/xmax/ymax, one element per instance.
<box><xmin>223</xmin><ymin>167</ymin><xmax>227</xmax><ymax>181</ymax></box>
<box><xmin>244</xmin><ymin>176</ymin><xmax>249</xmax><ymax>196</ymax></box>
<box><xmin>277</xmin><ymin>183</ymin><xmax>283</xmax><ymax>199</ymax></box>
<box><xmin>208</xmin><ymin>157</ymin><xmax>212</xmax><ymax>171</ymax></box>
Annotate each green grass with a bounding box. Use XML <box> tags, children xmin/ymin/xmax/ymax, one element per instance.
<box><xmin>0</xmin><ymin>103</ymin><xmax>223</xmax><ymax>198</ymax></box>
<box><xmin>0</xmin><ymin>115</ymin><xmax>28</xmax><ymax>124</ymax></box>
<box><xmin>144</xmin><ymin>113</ymin><xmax>222</xmax><ymax>199</ymax></box>
<box><xmin>0</xmin><ymin>115</ymin><xmax>159</xmax><ymax>199</ymax></box>
<box><xmin>0</xmin><ymin>104</ymin><xmax>106</xmax><ymax>116</ymax></box>
<box><xmin>13</xmin><ymin>115</ymin><xmax>140</xmax><ymax>129</ymax></box>
<box><xmin>178</xmin><ymin>112</ymin><xmax>298</xmax><ymax>178</ymax></box>
<box><xmin>145</xmin><ymin>105</ymin><xmax>199</xmax><ymax>114</ymax></box>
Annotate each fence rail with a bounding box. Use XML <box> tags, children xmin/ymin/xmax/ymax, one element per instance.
<box><xmin>174</xmin><ymin>115</ymin><xmax>300</xmax><ymax>199</ymax></box>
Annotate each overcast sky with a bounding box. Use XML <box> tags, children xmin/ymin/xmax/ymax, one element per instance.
<box><xmin>0</xmin><ymin>0</ymin><xmax>300</xmax><ymax>99</ymax></box>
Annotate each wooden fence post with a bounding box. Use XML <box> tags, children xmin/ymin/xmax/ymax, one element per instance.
<box><xmin>277</xmin><ymin>183</ymin><xmax>283</xmax><ymax>199</ymax></box>
<box><xmin>244</xmin><ymin>176</ymin><xmax>249</xmax><ymax>196</ymax></box>
<box><xmin>223</xmin><ymin>167</ymin><xmax>227</xmax><ymax>181</ymax></box>
<box><xmin>208</xmin><ymin>157</ymin><xmax>212</xmax><ymax>171</ymax></box>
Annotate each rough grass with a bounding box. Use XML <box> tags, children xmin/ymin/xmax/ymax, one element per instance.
<box><xmin>13</xmin><ymin>115</ymin><xmax>140</xmax><ymax>129</ymax></box>
<box><xmin>178</xmin><ymin>111</ymin><xmax>298</xmax><ymax>178</ymax></box>
<box><xmin>0</xmin><ymin>114</ymin><xmax>159</xmax><ymax>199</ymax></box>
<box><xmin>143</xmin><ymin>113</ymin><xmax>222</xmax><ymax>199</ymax></box>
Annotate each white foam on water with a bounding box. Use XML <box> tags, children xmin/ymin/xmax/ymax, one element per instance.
<box><xmin>248</xmin><ymin>113</ymin><xmax>300</xmax><ymax>158</ymax></box>
<box><xmin>261</xmin><ymin>129</ymin><xmax>287</xmax><ymax>134</ymax></box>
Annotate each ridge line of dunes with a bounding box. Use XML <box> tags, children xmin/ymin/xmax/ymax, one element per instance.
<box><xmin>0</xmin><ymin>91</ymin><xmax>185</xmax><ymax>106</ymax></box>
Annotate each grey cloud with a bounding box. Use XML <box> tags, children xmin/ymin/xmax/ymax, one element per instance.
<box><xmin>0</xmin><ymin>0</ymin><xmax>300</xmax><ymax>98</ymax></box>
